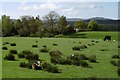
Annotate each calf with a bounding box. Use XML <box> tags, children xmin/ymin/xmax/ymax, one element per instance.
<box><xmin>104</xmin><ymin>36</ymin><xmax>111</xmax><ymax>41</ymax></box>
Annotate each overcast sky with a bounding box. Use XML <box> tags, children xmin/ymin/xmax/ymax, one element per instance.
<box><xmin>1</xmin><ymin>0</ymin><xmax>119</xmax><ymax>19</ymax></box>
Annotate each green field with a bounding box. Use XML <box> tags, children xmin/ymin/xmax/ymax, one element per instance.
<box><xmin>2</xmin><ymin>32</ymin><xmax>118</xmax><ymax>78</ymax></box>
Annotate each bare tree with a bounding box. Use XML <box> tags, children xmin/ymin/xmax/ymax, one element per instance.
<box><xmin>43</xmin><ymin>11</ymin><xmax>59</xmax><ymax>33</ymax></box>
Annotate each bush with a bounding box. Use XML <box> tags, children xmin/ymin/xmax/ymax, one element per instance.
<box><xmin>42</xmin><ymin>62</ymin><xmax>59</xmax><ymax>73</ymax></box>
<box><xmin>10</xmin><ymin>43</ymin><xmax>16</xmax><ymax>46</ymax></box>
<box><xmin>80</xmin><ymin>60</ymin><xmax>89</xmax><ymax>67</ymax></box>
<box><xmin>2</xmin><ymin>47</ymin><xmax>8</xmax><ymax>50</ymax></box>
<box><xmin>53</xmin><ymin>43</ymin><xmax>58</xmax><ymax>46</ymax></box>
<box><xmin>51</xmin><ymin>57</ymin><xmax>60</xmax><ymax>64</ymax></box>
<box><xmin>19</xmin><ymin>62</ymin><xmax>32</xmax><ymax>69</ymax></box>
<box><xmin>25</xmin><ymin>54</ymin><xmax>39</xmax><ymax>60</ymax></box>
<box><xmin>5</xmin><ymin>42</ymin><xmax>10</xmax><ymax>44</ymax></box>
<box><xmin>18</xmin><ymin>53</ymin><xmax>25</xmax><ymax>58</ymax></box>
<box><xmin>22</xmin><ymin>50</ymin><xmax>33</xmax><ymax>55</ymax></box>
<box><xmin>80</xmin><ymin>45</ymin><xmax>87</xmax><ymax>49</ymax></box>
<box><xmin>95</xmin><ymin>41</ymin><xmax>99</xmax><ymax>43</ymax></box>
<box><xmin>100</xmin><ymin>49</ymin><xmax>109</xmax><ymax>51</ymax></box>
<box><xmin>49</xmin><ymin>50</ymin><xmax>62</xmax><ymax>57</ymax></box>
<box><xmin>91</xmin><ymin>43</ymin><xmax>94</xmax><ymax>45</ymax></box>
<box><xmin>88</xmin><ymin>43</ymin><xmax>91</xmax><ymax>46</ymax></box>
<box><xmin>43</xmin><ymin>45</ymin><xmax>47</xmax><ymax>48</ymax></box>
<box><xmin>88</xmin><ymin>55</ymin><xmax>97</xmax><ymax>63</ymax></box>
<box><xmin>40</xmin><ymin>48</ymin><xmax>49</xmax><ymax>53</ymax></box>
<box><xmin>10</xmin><ymin>50</ymin><xmax>17</xmax><ymax>54</ymax></box>
<box><xmin>67</xmin><ymin>53</ymin><xmax>88</xmax><ymax>61</ymax></box>
<box><xmin>110</xmin><ymin>60</ymin><xmax>120</xmax><ymax>67</ymax></box>
<box><xmin>118</xmin><ymin>46</ymin><xmax>120</xmax><ymax>48</ymax></box>
<box><xmin>36</xmin><ymin>41</ymin><xmax>38</xmax><ymax>42</ymax></box>
<box><xmin>79</xmin><ymin>42</ymin><xmax>81</xmax><ymax>44</ymax></box>
<box><xmin>112</xmin><ymin>54</ymin><xmax>119</xmax><ymax>59</ymax></box>
<box><xmin>19</xmin><ymin>62</ymin><xmax>28</xmax><ymax>68</ymax></box>
<box><xmin>91</xmin><ymin>40</ymin><xmax>95</xmax><ymax>42</ymax></box>
<box><xmin>72</xmin><ymin>60</ymin><xmax>81</xmax><ymax>66</ymax></box>
<box><xmin>72</xmin><ymin>46</ymin><xmax>80</xmax><ymax>51</ymax></box>
<box><xmin>118</xmin><ymin>67</ymin><xmax>120</xmax><ymax>75</ymax></box>
<box><xmin>4</xmin><ymin>54</ymin><xmax>15</xmax><ymax>61</ymax></box>
<box><xmin>3</xmin><ymin>42</ymin><xmax>10</xmax><ymax>45</ymax></box>
<box><xmin>32</xmin><ymin>45</ymin><xmax>38</xmax><ymax>48</ymax></box>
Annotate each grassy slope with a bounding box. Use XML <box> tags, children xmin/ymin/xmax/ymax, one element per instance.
<box><xmin>2</xmin><ymin>32</ymin><xmax>118</xmax><ymax>78</ymax></box>
<box><xmin>62</xmin><ymin>32</ymin><xmax>118</xmax><ymax>40</ymax></box>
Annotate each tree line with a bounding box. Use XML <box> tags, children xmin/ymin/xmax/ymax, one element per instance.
<box><xmin>1</xmin><ymin>11</ymin><xmax>99</xmax><ymax>37</ymax></box>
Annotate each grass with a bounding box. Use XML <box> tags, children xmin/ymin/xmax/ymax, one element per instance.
<box><xmin>62</xmin><ymin>31</ymin><xmax>118</xmax><ymax>40</ymax></box>
<box><xmin>2</xmin><ymin>32</ymin><xmax>118</xmax><ymax>78</ymax></box>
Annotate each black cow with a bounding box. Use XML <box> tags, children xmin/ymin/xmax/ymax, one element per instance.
<box><xmin>104</xmin><ymin>36</ymin><xmax>111</xmax><ymax>41</ymax></box>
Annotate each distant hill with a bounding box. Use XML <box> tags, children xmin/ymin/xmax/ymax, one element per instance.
<box><xmin>67</xmin><ymin>17</ymin><xmax>119</xmax><ymax>26</ymax></box>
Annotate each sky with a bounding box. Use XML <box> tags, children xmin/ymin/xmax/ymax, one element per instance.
<box><xmin>0</xmin><ymin>0</ymin><xmax>119</xmax><ymax>20</ymax></box>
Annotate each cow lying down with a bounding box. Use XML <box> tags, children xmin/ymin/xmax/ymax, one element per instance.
<box><xmin>104</xmin><ymin>36</ymin><xmax>111</xmax><ymax>41</ymax></box>
<box><xmin>32</xmin><ymin>61</ymin><xmax>42</xmax><ymax>70</ymax></box>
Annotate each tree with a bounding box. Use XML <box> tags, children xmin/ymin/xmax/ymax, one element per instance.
<box><xmin>43</xmin><ymin>11</ymin><xmax>59</xmax><ymax>33</ymax></box>
<box><xmin>74</xmin><ymin>20</ymin><xmax>87</xmax><ymax>30</ymax></box>
<box><xmin>2</xmin><ymin>15</ymin><xmax>12</xmax><ymax>36</ymax></box>
<box><xmin>58</xmin><ymin>16</ymin><xmax>67</xmax><ymax>34</ymax></box>
<box><xmin>87</xmin><ymin>20</ymin><xmax>99</xmax><ymax>31</ymax></box>
<box><xmin>0</xmin><ymin>19</ymin><xmax>2</xmax><ymax>36</ymax></box>
<box><xmin>14</xmin><ymin>19</ymin><xmax>22</xmax><ymax>35</ymax></box>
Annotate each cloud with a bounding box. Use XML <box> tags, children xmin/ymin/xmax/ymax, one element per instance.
<box><xmin>17</xmin><ymin>2</ymin><xmax>104</xmax><ymax>18</ymax></box>
<box><xmin>18</xmin><ymin>2</ymin><xmax>59</xmax><ymax>11</ymax></box>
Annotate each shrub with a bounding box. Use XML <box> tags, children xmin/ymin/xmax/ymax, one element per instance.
<box><xmin>88</xmin><ymin>55</ymin><xmax>97</xmax><ymax>63</ymax></box>
<box><xmin>72</xmin><ymin>60</ymin><xmax>81</xmax><ymax>66</ymax></box>
<box><xmin>25</xmin><ymin>54</ymin><xmax>39</xmax><ymax>60</ymax></box>
<box><xmin>49</xmin><ymin>50</ymin><xmax>62</xmax><ymax>57</ymax></box>
<box><xmin>3</xmin><ymin>42</ymin><xmax>10</xmax><ymax>45</ymax></box>
<box><xmin>91</xmin><ymin>43</ymin><xmax>94</xmax><ymax>45</ymax></box>
<box><xmin>118</xmin><ymin>46</ymin><xmax>120</xmax><ymax>48</ymax></box>
<box><xmin>43</xmin><ymin>45</ymin><xmax>47</xmax><ymax>48</ymax></box>
<box><xmin>88</xmin><ymin>43</ymin><xmax>91</xmax><ymax>46</ymax></box>
<box><xmin>36</xmin><ymin>41</ymin><xmax>38</xmax><ymax>42</ymax></box>
<box><xmin>18</xmin><ymin>53</ymin><xmax>25</xmax><ymax>58</ymax></box>
<box><xmin>40</xmin><ymin>48</ymin><xmax>49</xmax><ymax>53</ymax></box>
<box><xmin>51</xmin><ymin>57</ymin><xmax>60</xmax><ymax>64</ymax></box>
<box><xmin>72</xmin><ymin>46</ymin><xmax>80</xmax><ymax>51</ymax></box>
<box><xmin>67</xmin><ymin>53</ymin><xmax>88</xmax><ymax>61</ymax></box>
<box><xmin>53</xmin><ymin>43</ymin><xmax>58</xmax><ymax>46</ymax></box>
<box><xmin>110</xmin><ymin>60</ymin><xmax>120</xmax><ymax>67</ymax></box>
<box><xmin>100</xmin><ymin>49</ymin><xmax>109</xmax><ymax>51</ymax></box>
<box><xmin>2</xmin><ymin>47</ymin><xmax>8</xmax><ymax>50</ymax></box>
<box><xmin>112</xmin><ymin>54</ymin><xmax>119</xmax><ymax>59</ymax></box>
<box><xmin>91</xmin><ymin>40</ymin><xmax>95</xmax><ymax>42</ymax></box>
<box><xmin>22</xmin><ymin>50</ymin><xmax>33</xmax><ymax>55</ymax></box>
<box><xmin>4</xmin><ymin>54</ymin><xmax>15</xmax><ymax>61</ymax></box>
<box><xmin>10</xmin><ymin>50</ymin><xmax>17</xmax><ymax>54</ymax></box>
<box><xmin>42</xmin><ymin>62</ymin><xmax>59</xmax><ymax>73</ymax></box>
<box><xmin>32</xmin><ymin>45</ymin><xmax>38</xmax><ymax>48</ymax></box>
<box><xmin>80</xmin><ymin>60</ymin><xmax>89</xmax><ymax>67</ymax></box>
<box><xmin>19</xmin><ymin>62</ymin><xmax>28</xmax><ymax>68</ymax></box>
<box><xmin>79</xmin><ymin>42</ymin><xmax>81</xmax><ymax>44</ymax></box>
<box><xmin>95</xmin><ymin>41</ymin><xmax>99</xmax><ymax>43</ymax></box>
<box><xmin>118</xmin><ymin>67</ymin><xmax>120</xmax><ymax>75</ymax></box>
<box><xmin>80</xmin><ymin>45</ymin><xmax>87</xmax><ymax>49</ymax></box>
<box><xmin>19</xmin><ymin>62</ymin><xmax>32</xmax><ymax>69</ymax></box>
<box><xmin>10</xmin><ymin>43</ymin><xmax>16</xmax><ymax>46</ymax></box>
<box><xmin>5</xmin><ymin>42</ymin><xmax>10</xmax><ymax>44</ymax></box>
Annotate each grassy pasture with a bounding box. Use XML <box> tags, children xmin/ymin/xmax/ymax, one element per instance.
<box><xmin>62</xmin><ymin>32</ymin><xmax>118</xmax><ymax>40</ymax></box>
<box><xmin>2</xmin><ymin>32</ymin><xmax>118</xmax><ymax>78</ymax></box>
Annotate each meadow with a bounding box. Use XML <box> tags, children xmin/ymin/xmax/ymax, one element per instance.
<box><xmin>2</xmin><ymin>32</ymin><xmax>118</xmax><ymax>78</ymax></box>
